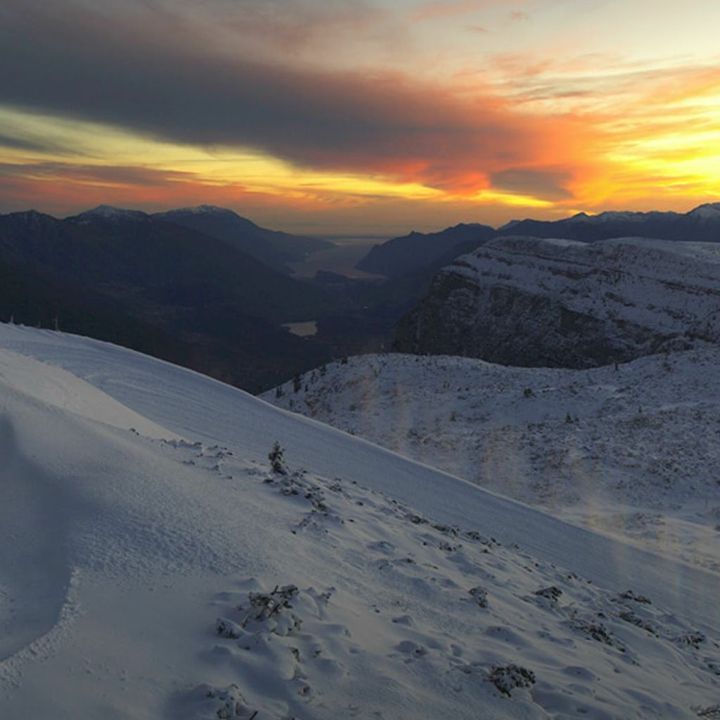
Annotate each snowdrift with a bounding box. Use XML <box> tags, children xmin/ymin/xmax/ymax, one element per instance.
<box><xmin>1</xmin><ymin>324</ymin><xmax>718</xmax><ymax>719</ymax></box>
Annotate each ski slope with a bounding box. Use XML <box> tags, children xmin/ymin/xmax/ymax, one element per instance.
<box><xmin>1</xmin><ymin>323</ymin><xmax>718</xmax><ymax>719</ymax></box>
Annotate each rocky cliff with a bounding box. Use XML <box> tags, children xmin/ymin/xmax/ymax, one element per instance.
<box><xmin>395</xmin><ymin>236</ymin><xmax>720</xmax><ymax>367</ymax></box>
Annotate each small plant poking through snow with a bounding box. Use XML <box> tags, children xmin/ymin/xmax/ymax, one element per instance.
<box><xmin>225</xmin><ymin>584</ymin><xmax>304</xmax><ymax>637</ymax></box>
<box><xmin>202</xmin><ymin>684</ymin><xmax>257</xmax><ymax>719</ymax></box>
<box><xmin>619</xmin><ymin>589</ymin><xmax>652</xmax><ymax>604</ymax></box>
<box><xmin>675</xmin><ymin>631</ymin><xmax>705</xmax><ymax>649</ymax></box>
<box><xmin>569</xmin><ymin>618</ymin><xmax>623</xmax><ymax>650</ymax></box>
<box><xmin>468</xmin><ymin>586</ymin><xmax>488</xmax><ymax>608</ymax></box>
<box><xmin>696</xmin><ymin>705</ymin><xmax>720</xmax><ymax>719</ymax></box>
<box><xmin>534</xmin><ymin>586</ymin><xmax>563</xmax><ymax>602</ymax></box>
<box><xmin>489</xmin><ymin>665</ymin><xmax>536</xmax><ymax>697</ymax></box>
<box><xmin>268</xmin><ymin>441</ymin><xmax>287</xmax><ymax>475</ymax></box>
<box><xmin>246</xmin><ymin>585</ymin><xmax>299</xmax><ymax>624</ymax></box>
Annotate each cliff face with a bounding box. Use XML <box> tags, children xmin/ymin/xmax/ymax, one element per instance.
<box><xmin>395</xmin><ymin>236</ymin><xmax>720</xmax><ymax>367</ymax></box>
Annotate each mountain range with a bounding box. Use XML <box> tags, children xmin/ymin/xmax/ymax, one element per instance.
<box><xmin>153</xmin><ymin>205</ymin><xmax>331</xmax><ymax>273</ymax></box>
<box><xmin>356</xmin><ymin>203</ymin><xmax>720</xmax><ymax>278</ymax></box>
<box><xmin>0</xmin><ymin>206</ymin><xmax>332</xmax><ymax>391</ymax></box>
<box><xmin>5</xmin><ymin>200</ymin><xmax>720</xmax><ymax>392</ymax></box>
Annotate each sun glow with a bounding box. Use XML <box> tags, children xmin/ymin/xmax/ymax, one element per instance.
<box><xmin>1</xmin><ymin>0</ymin><xmax>719</xmax><ymax>230</ymax></box>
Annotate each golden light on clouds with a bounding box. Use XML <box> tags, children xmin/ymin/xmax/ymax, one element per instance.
<box><xmin>1</xmin><ymin>0</ymin><xmax>719</xmax><ymax>233</ymax></box>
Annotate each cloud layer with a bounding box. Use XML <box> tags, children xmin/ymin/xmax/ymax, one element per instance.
<box><xmin>0</xmin><ymin>0</ymin><xmax>581</xmax><ymax>197</ymax></box>
<box><xmin>0</xmin><ymin>0</ymin><xmax>718</xmax><ymax>229</ymax></box>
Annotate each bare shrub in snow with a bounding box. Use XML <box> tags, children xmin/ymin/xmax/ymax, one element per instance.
<box><xmin>268</xmin><ymin>441</ymin><xmax>287</xmax><ymax>475</ymax></box>
<box><xmin>489</xmin><ymin>664</ymin><xmax>536</xmax><ymax>697</ymax></box>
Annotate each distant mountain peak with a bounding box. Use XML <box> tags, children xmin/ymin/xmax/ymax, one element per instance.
<box><xmin>173</xmin><ymin>204</ymin><xmax>238</xmax><ymax>216</ymax></box>
<box><xmin>10</xmin><ymin>209</ymin><xmax>53</xmax><ymax>220</ymax></box>
<box><xmin>156</xmin><ymin>205</ymin><xmax>261</xmax><ymax>229</ymax></box>
<box><xmin>689</xmin><ymin>202</ymin><xmax>720</xmax><ymax>219</ymax></box>
<box><xmin>71</xmin><ymin>205</ymin><xmax>148</xmax><ymax>223</ymax></box>
<box><xmin>566</xmin><ymin>211</ymin><xmax>591</xmax><ymax>222</ymax></box>
<box><xmin>2</xmin><ymin>209</ymin><xmax>60</xmax><ymax>229</ymax></box>
<box><xmin>563</xmin><ymin>210</ymin><xmax>652</xmax><ymax>224</ymax></box>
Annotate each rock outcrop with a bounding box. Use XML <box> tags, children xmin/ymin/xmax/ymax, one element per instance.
<box><xmin>395</xmin><ymin>236</ymin><xmax>720</xmax><ymax>367</ymax></box>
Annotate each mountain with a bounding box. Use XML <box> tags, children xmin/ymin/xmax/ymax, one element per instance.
<box><xmin>499</xmin><ymin>203</ymin><xmax>720</xmax><ymax>243</ymax></box>
<box><xmin>72</xmin><ymin>203</ymin><xmax>149</xmax><ymax>223</ymax></box>
<box><xmin>154</xmin><ymin>205</ymin><xmax>332</xmax><ymax>273</ymax></box>
<box><xmin>1</xmin><ymin>323</ymin><xmax>719</xmax><ymax>719</ymax></box>
<box><xmin>394</xmin><ymin>235</ymin><xmax>720</xmax><ymax>367</ymax></box>
<box><xmin>0</xmin><ymin>208</ymin><xmax>331</xmax><ymax>391</ymax></box>
<box><xmin>61</xmin><ymin>206</ymin><xmax>327</xmax><ymax>320</ymax></box>
<box><xmin>355</xmin><ymin>202</ymin><xmax>720</xmax><ymax>280</ymax></box>
<box><xmin>0</xmin><ymin>247</ymin><xmax>194</xmax><ymax>366</ymax></box>
<box><xmin>266</xmin><ymin>350</ymin><xmax>720</xmax><ymax>572</ymax></box>
<box><xmin>355</xmin><ymin>223</ymin><xmax>497</xmax><ymax>277</ymax></box>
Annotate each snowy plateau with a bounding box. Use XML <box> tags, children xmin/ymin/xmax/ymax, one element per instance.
<box><xmin>395</xmin><ymin>236</ymin><xmax>720</xmax><ymax>366</ymax></box>
<box><xmin>1</xmin><ymin>323</ymin><xmax>720</xmax><ymax>719</ymax></box>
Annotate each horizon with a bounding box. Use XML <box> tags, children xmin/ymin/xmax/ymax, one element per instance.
<box><xmin>4</xmin><ymin>199</ymin><xmax>720</xmax><ymax>239</ymax></box>
<box><xmin>1</xmin><ymin>1</ymin><xmax>720</xmax><ymax>235</ymax></box>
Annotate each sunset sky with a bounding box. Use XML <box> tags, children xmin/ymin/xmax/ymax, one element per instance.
<box><xmin>1</xmin><ymin>0</ymin><xmax>719</xmax><ymax>235</ymax></box>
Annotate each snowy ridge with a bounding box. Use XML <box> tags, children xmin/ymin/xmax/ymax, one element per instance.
<box><xmin>396</xmin><ymin>235</ymin><xmax>720</xmax><ymax>366</ymax></box>
<box><xmin>566</xmin><ymin>212</ymin><xmax>652</xmax><ymax>224</ymax></box>
<box><xmin>69</xmin><ymin>205</ymin><xmax>148</xmax><ymax>222</ymax></box>
<box><xmin>175</xmin><ymin>205</ymin><xmax>238</xmax><ymax>216</ymax></box>
<box><xmin>266</xmin><ymin>351</ymin><xmax>720</xmax><ymax>572</ymax></box>
<box><xmin>454</xmin><ymin>236</ymin><xmax>720</xmax><ymax>339</ymax></box>
<box><xmin>1</xmin><ymin>324</ymin><xmax>719</xmax><ymax>718</ymax></box>
<box><xmin>689</xmin><ymin>203</ymin><xmax>720</xmax><ymax>220</ymax></box>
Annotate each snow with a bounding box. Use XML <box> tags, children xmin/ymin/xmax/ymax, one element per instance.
<box><xmin>0</xmin><ymin>349</ymin><xmax>173</xmax><ymax>440</ymax></box>
<box><xmin>689</xmin><ymin>203</ymin><xmax>720</xmax><ymax>220</ymax></box>
<box><xmin>450</xmin><ymin>236</ymin><xmax>720</xmax><ymax>341</ymax></box>
<box><xmin>266</xmin><ymin>352</ymin><xmax>720</xmax><ymax>573</ymax></box>
<box><xmin>1</xmin><ymin>323</ymin><xmax>719</xmax><ymax>719</ymax></box>
<box><xmin>592</xmin><ymin>212</ymin><xmax>649</xmax><ymax>223</ymax></box>
<box><xmin>172</xmin><ymin>205</ymin><xmax>235</xmax><ymax>216</ymax></box>
<box><xmin>70</xmin><ymin>205</ymin><xmax>148</xmax><ymax>222</ymax></box>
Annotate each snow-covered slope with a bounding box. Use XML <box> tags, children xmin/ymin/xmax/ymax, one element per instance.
<box><xmin>70</xmin><ymin>204</ymin><xmax>149</xmax><ymax>222</ymax></box>
<box><xmin>2</xmin><ymin>324</ymin><xmax>720</xmax><ymax>719</ymax></box>
<box><xmin>395</xmin><ymin>236</ymin><xmax>720</xmax><ymax>367</ymax></box>
<box><xmin>266</xmin><ymin>352</ymin><xmax>720</xmax><ymax>572</ymax></box>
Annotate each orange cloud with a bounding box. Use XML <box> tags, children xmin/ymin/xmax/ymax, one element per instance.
<box><xmin>0</xmin><ymin>0</ymin><xmax>718</xmax><ymax>229</ymax></box>
<box><xmin>0</xmin><ymin>163</ymin><xmax>338</xmax><ymax>217</ymax></box>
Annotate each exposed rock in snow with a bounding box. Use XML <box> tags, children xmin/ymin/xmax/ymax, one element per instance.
<box><xmin>395</xmin><ymin>236</ymin><xmax>720</xmax><ymax>367</ymax></box>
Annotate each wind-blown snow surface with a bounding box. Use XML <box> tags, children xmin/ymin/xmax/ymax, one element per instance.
<box><xmin>266</xmin><ymin>353</ymin><xmax>720</xmax><ymax>573</ymax></box>
<box><xmin>1</xmin><ymin>325</ymin><xmax>720</xmax><ymax>719</ymax></box>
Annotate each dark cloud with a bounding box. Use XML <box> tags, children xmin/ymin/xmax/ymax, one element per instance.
<box><xmin>0</xmin><ymin>133</ymin><xmax>57</xmax><ymax>152</ymax></box>
<box><xmin>173</xmin><ymin>0</ymin><xmax>387</xmax><ymax>55</ymax></box>
<box><xmin>490</xmin><ymin>167</ymin><xmax>573</xmax><ymax>200</ymax></box>
<box><xmin>0</xmin><ymin>0</ymin><xmax>574</xmax><ymax>193</ymax></box>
